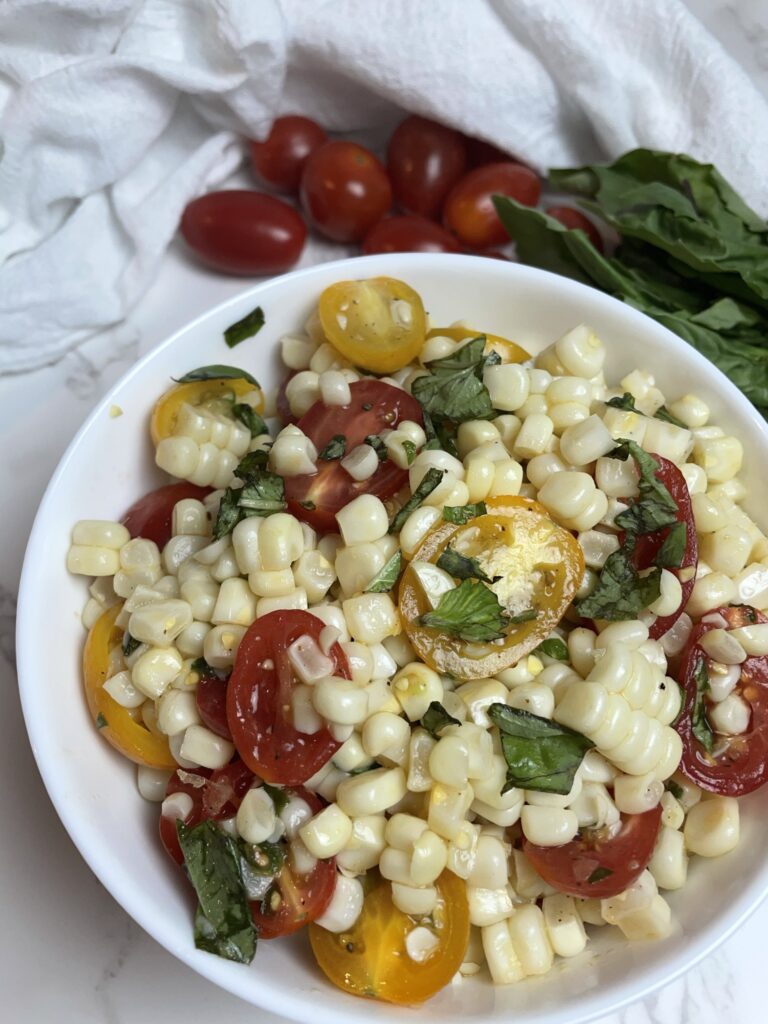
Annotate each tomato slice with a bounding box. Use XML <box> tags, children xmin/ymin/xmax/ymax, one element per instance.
<box><xmin>83</xmin><ymin>605</ymin><xmax>176</xmax><ymax>770</ymax></box>
<box><xmin>150</xmin><ymin>377</ymin><xmax>263</xmax><ymax>446</ymax></box>
<box><xmin>227</xmin><ymin>610</ymin><xmax>350</xmax><ymax>785</ymax></box>
<box><xmin>523</xmin><ymin>806</ymin><xmax>663</xmax><ymax>899</ymax></box>
<box><xmin>196</xmin><ymin>668</ymin><xmax>232</xmax><ymax>740</ymax></box>
<box><xmin>122</xmin><ymin>482</ymin><xmax>212</xmax><ymax>549</ymax></box>
<box><xmin>675</xmin><ymin>605</ymin><xmax>768</xmax><ymax>795</ymax></box>
<box><xmin>399</xmin><ymin>496</ymin><xmax>584</xmax><ymax>680</ymax></box>
<box><xmin>309</xmin><ymin>871</ymin><xmax>469</xmax><ymax>1005</ymax></box>
<box><xmin>425</xmin><ymin>324</ymin><xmax>530</xmax><ymax>364</ymax></box>
<box><xmin>318</xmin><ymin>277</ymin><xmax>426</xmax><ymax>374</ymax></box>
<box><xmin>284</xmin><ymin>379</ymin><xmax>423</xmax><ymax>533</ymax></box>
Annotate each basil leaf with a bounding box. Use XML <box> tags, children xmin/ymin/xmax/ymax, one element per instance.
<box><xmin>665</xmin><ymin>779</ymin><xmax>684</xmax><ymax>800</ymax></box>
<box><xmin>576</xmin><ymin>544</ymin><xmax>662</xmax><ymax>620</ymax></box>
<box><xmin>235</xmin><ymin>449</ymin><xmax>269</xmax><ymax>477</ymax></box>
<box><xmin>364</xmin><ymin>435</ymin><xmax>389</xmax><ymax>463</ymax></box>
<box><xmin>421</xmin><ymin>700</ymin><xmax>461</xmax><ymax>738</ymax></box>
<box><xmin>606</xmin><ymin>393</ymin><xmax>639</xmax><ymax>413</ymax></box>
<box><xmin>96</xmin><ymin>712</ymin><xmax>108</xmax><ymax>729</ymax></box>
<box><xmin>389</xmin><ymin>467</ymin><xmax>445</xmax><ymax>534</ymax></box>
<box><xmin>402</xmin><ymin>440</ymin><xmax>416</xmax><ymax>465</ymax></box>
<box><xmin>420</xmin><ymin>579</ymin><xmax>510</xmax><ymax>642</ymax></box>
<box><xmin>488</xmin><ymin>704</ymin><xmax>594</xmax><ymax>795</ymax></box>
<box><xmin>412</xmin><ymin>335</ymin><xmax>496</xmax><ymax>423</ymax></box>
<box><xmin>238</xmin><ymin>839</ymin><xmax>285</xmax><ymax>876</ymax></box>
<box><xmin>443</xmin><ymin>502</ymin><xmax>487</xmax><ymax>525</ymax></box>
<box><xmin>262</xmin><ymin>783</ymin><xmax>288</xmax><ymax>815</ymax></box>
<box><xmin>122</xmin><ymin>631</ymin><xmax>140</xmax><ymax>657</ymax></box>
<box><xmin>177</xmin><ymin>820</ymin><xmax>256</xmax><ymax>965</ymax></box>
<box><xmin>174</xmin><ymin>365</ymin><xmax>259</xmax><ymax>388</ymax></box>
<box><xmin>610</xmin><ymin>440</ymin><xmax>678</xmax><ymax>513</ymax></box>
<box><xmin>691</xmin><ymin>655</ymin><xmax>715</xmax><ymax>754</ymax></box>
<box><xmin>655</xmin><ymin>521</ymin><xmax>687</xmax><ymax>569</ymax></box>
<box><xmin>509</xmin><ymin>608</ymin><xmax>537</xmax><ymax>624</ymax></box>
<box><xmin>614</xmin><ymin>497</ymin><xmax>678</xmax><ymax>536</ymax></box>
<box><xmin>436</xmin><ymin>546</ymin><xmax>494</xmax><ymax>583</ymax></box>
<box><xmin>588</xmin><ymin>866</ymin><xmax>614</xmax><ymax>884</ymax></box>
<box><xmin>224</xmin><ymin>305</ymin><xmax>265</xmax><ymax>349</ymax></box>
<box><xmin>655</xmin><ymin>405</ymin><xmax>687</xmax><ymax>429</ymax></box>
<box><xmin>536</xmin><ymin>637</ymin><xmax>569</xmax><ymax>661</ymax></box>
<box><xmin>232</xmin><ymin>403</ymin><xmax>267</xmax><ymax>438</ymax></box>
<box><xmin>366</xmin><ymin>551</ymin><xmax>403</xmax><ymax>593</ymax></box>
<box><xmin>319</xmin><ymin>435</ymin><xmax>346</xmax><ymax>460</ymax></box>
<box><xmin>213</xmin><ymin>451</ymin><xmax>286</xmax><ymax>539</ymax></box>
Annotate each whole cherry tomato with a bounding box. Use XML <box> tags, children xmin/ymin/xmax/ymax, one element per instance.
<box><xmin>464</xmin><ymin>137</ymin><xmax>512</xmax><ymax>166</ymax></box>
<box><xmin>180</xmin><ymin>191</ymin><xmax>306</xmax><ymax>275</ymax></box>
<box><xmin>443</xmin><ymin>162</ymin><xmax>541</xmax><ymax>249</ymax></box>
<box><xmin>546</xmin><ymin>205</ymin><xmax>604</xmax><ymax>252</ymax></box>
<box><xmin>362</xmin><ymin>215</ymin><xmax>461</xmax><ymax>255</ymax></box>
<box><xmin>249</xmin><ymin>115</ymin><xmax>327</xmax><ymax>193</ymax></box>
<box><xmin>300</xmin><ymin>141</ymin><xmax>392</xmax><ymax>242</ymax></box>
<box><xmin>122</xmin><ymin>482</ymin><xmax>212</xmax><ymax>549</ymax></box>
<box><xmin>386</xmin><ymin>115</ymin><xmax>467</xmax><ymax>219</ymax></box>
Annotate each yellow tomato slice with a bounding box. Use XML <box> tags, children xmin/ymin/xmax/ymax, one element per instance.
<box><xmin>308</xmin><ymin>871</ymin><xmax>469</xmax><ymax>1005</ymax></box>
<box><xmin>318</xmin><ymin>277</ymin><xmax>426</xmax><ymax>374</ymax></box>
<box><xmin>150</xmin><ymin>378</ymin><xmax>263</xmax><ymax>446</ymax></box>
<box><xmin>399</xmin><ymin>495</ymin><xmax>583</xmax><ymax>680</ymax></box>
<box><xmin>83</xmin><ymin>605</ymin><xmax>176</xmax><ymax>769</ymax></box>
<box><xmin>426</xmin><ymin>324</ymin><xmax>530</xmax><ymax>364</ymax></box>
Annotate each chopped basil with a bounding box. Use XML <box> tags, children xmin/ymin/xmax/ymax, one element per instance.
<box><xmin>239</xmin><ymin>839</ymin><xmax>285</xmax><ymax>876</ymax></box>
<box><xmin>364</xmin><ymin>435</ymin><xmax>389</xmax><ymax>463</ymax></box>
<box><xmin>655</xmin><ymin>405</ymin><xmax>687</xmax><ymax>429</ymax></box>
<box><xmin>235</xmin><ymin>449</ymin><xmax>269</xmax><ymax>476</ymax></box>
<box><xmin>261</xmin><ymin>782</ymin><xmax>288</xmax><ymax>815</ymax></box>
<box><xmin>421</xmin><ymin>408</ymin><xmax>459</xmax><ymax>457</ymax></box>
<box><xmin>224</xmin><ymin>305</ymin><xmax>265</xmax><ymax>349</ymax></box>
<box><xmin>692</xmin><ymin>655</ymin><xmax>715</xmax><ymax>754</ymax></box>
<box><xmin>319</xmin><ymin>435</ymin><xmax>347</xmax><ymax>460</ymax></box>
<box><xmin>177</xmin><ymin>819</ymin><xmax>257</xmax><ymax>964</ymax></box>
<box><xmin>232</xmin><ymin>403</ymin><xmax>267</xmax><ymax>438</ymax></box>
<box><xmin>389</xmin><ymin>467</ymin><xmax>445</xmax><ymax>534</ymax></box>
<box><xmin>606</xmin><ymin>393</ymin><xmax>687</xmax><ymax>430</ymax></box>
<box><xmin>611</xmin><ymin>440</ymin><xmax>678</xmax><ymax>517</ymax></box>
<box><xmin>95</xmin><ymin>712</ymin><xmax>108</xmax><ymax>730</ymax></box>
<box><xmin>190</xmin><ymin>656</ymin><xmax>219</xmax><ymax>676</ymax></box>
<box><xmin>299</xmin><ymin>499</ymin><xmax>316</xmax><ymax>511</ymax></box>
<box><xmin>174</xmin><ymin>365</ymin><xmax>260</xmax><ymax>388</ymax></box>
<box><xmin>402</xmin><ymin>440</ymin><xmax>417</xmax><ymax>464</ymax></box>
<box><xmin>365</xmin><ymin>551</ymin><xmax>403</xmax><ymax>593</ymax></box>
<box><xmin>665</xmin><ymin>779</ymin><xmax>684</xmax><ymax>800</ymax></box>
<box><xmin>421</xmin><ymin>700</ymin><xmax>461</xmax><ymax>738</ymax></box>
<box><xmin>436</xmin><ymin>546</ymin><xmax>495</xmax><ymax>583</ymax></box>
<box><xmin>536</xmin><ymin>637</ymin><xmax>569</xmax><ymax>661</ymax></box>
<box><xmin>420</xmin><ymin>579</ymin><xmax>510</xmax><ymax>643</ymax></box>
<box><xmin>443</xmin><ymin>502</ymin><xmax>487</xmax><ymax>525</ymax></box>
<box><xmin>587</xmin><ymin>866</ymin><xmax>614</xmax><ymax>884</ymax></box>
<box><xmin>488</xmin><ymin>704</ymin><xmax>594</xmax><ymax>795</ymax></box>
<box><xmin>509</xmin><ymin>608</ymin><xmax>538</xmax><ymax>624</ymax></box>
<box><xmin>655</xmin><ymin>521</ymin><xmax>687</xmax><ymax>569</ymax></box>
<box><xmin>122</xmin><ymin>631</ymin><xmax>140</xmax><ymax>657</ymax></box>
<box><xmin>412</xmin><ymin>335</ymin><xmax>497</xmax><ymax>423</ymax></box>
<box><xmin>213</xmin><ymin>451</ymin><xmax>286</xmax><ymax>539</ymax></box>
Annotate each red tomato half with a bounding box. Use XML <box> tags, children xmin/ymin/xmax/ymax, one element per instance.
<box><xmin>386</xmin><ymin>116</ymin><xmax>467</xmax><ymax>220</ymax></box>
<box><xmin>122</xmin><ymin>483</ymin><xmax>211</xmax><ymax>549</ymax></box>
<box><xmin>250</xmin><ymin>786</ymin><xmax>336</xmax><ymax>938</ymax></box>
<box><xmin>284</xmin><ymin>379</ymin><xmax>423</xmax><ymax>533</ymax></box>
<box><xmin>300</xmin><ymin>141</ymin><xmax>392</xmax><ymax>243</ymax></box>
<box><xmin>545</xmin><ymin>206</ymin><xmax>604</xmax><ymax>252</ymax></box>
<box><xmin>227</xmin><ymin>610</ymin><xmax>350</xmax><ymax>785</ymax></box>
<box><xmin>443</xmin><ymin>162</ymin><xmax>541</xmax><ymax>249</ymax></box>
<box><xmin>676</xmin><ymin>605</ymin><xmax>768</xmax><ymax>795</ymax></box>
<box><xmin>196</xmin><ymin>669</ymin><xmax>232</xmax><ymax>740</ymax></box>
<box><xmin>249</xmin><ymin>116</ymin><xmax>327</xmax><ymax>193</ymax></box>
<box><xmin>362</xmin><ymin>215</ymin><xmax>462</xmax><ymax>255</ymax></box>
<box><xmin>523</xmin><ymin>806</ymin><xmax>662</xmax><ymax>898</ymax></box>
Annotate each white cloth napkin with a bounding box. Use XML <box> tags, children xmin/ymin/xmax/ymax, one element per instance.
<box><xmin>1</xmin><ymin>0</ymin><xmax>767</xmax><ymax>373</ymax></box>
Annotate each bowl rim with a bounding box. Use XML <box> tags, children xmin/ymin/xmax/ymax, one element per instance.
<box><xmin>16</xmin><ymin>251</ymin><xmax>768</xmax><ymax>1023</ymax></box>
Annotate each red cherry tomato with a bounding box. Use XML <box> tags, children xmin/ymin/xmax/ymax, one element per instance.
<box><xmin>523</xmin><ymin>806</ymin><xmax>663</xmax><ymax>898</ymax></box>
<box><xmin>122</xmin><ymin>483</ymin><xmax>211</xmax><ymax>549</ymax></box>
<box><xmin>227</xmin><ymin>610</ymin><xmax>350</xmax><ymax>785</ymax></box>
<box><xmin>284</xmin><ymin>379</ymin><xmax>423</xmax><ymax>533</ymax></box>
<box><xmin>362</xmin><ymin>215</ymin><xmax>461</xmax><ymax>255</ymax></box>
<box><xmin>180</xmin><ymin>191</ymin><xmax>307</xmax><ymax>275</ymax></box>
<box><xmin>249</xmin><ymin>116</ymin><xmax>327</xmax><ymax>193</ymax></box>
<box><xmin>443</xmin><ymin>162</ymin><xmax>541</xmax><ymax>249</ymax></box>
<box><xmin>546</xmin><ymin>206</ymin><xmax>604</xmax><ymax>252</ymax></box>
<box><xmin>676</xmin><ymin>605</ymin><xmax>768</xmax><ymax>796</ymax></box>
<box><xmin>250</xmin><ymin>786</ymin><xmax>336</xmax><ymax>939</ymax></box>
<box><xmin>196</xmin><ymin>669</ymin><xmax>232</xmax><ymax>740</ymax></box>
<box><xmin>300</xmin><ymin>141</ymin><xmax>392</xmax><ymax>243</ymax></box>
<box><xmin>386</xmin><ymin>116</ymin><xmax>467</xmax><ymax>220</ymax></box>
<box><xmin>464</xmin><ymin>137</ymin><xmax>512</xmax><ymax>167</ymax></box>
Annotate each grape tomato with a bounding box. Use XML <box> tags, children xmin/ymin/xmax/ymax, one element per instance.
<box><xmin>386</xmin><ymin>115</ymin><xmax>467</xmax><ymax>220</ymax></box>
<box><xmin>444</xmin><ymin>162</ymin><xmax>541</xmax><ymax>249</ymax></box>
<box><xmin>249</xmin><ymin>116</ymin><xmax>327</xmax><ymax>193</ymax></box>
<box><xmin>300</xmin><ymin>141</ymin><xmax>392</xmax><ymax>243</ymax></box>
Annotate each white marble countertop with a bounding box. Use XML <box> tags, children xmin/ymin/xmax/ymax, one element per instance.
<box><xmin>3</xmin><ymin>2</ymin><xmax>768</xmax><ymax>1021</ymax></box>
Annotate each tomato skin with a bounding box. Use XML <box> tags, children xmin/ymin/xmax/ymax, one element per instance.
<box><xmin>546</xmin><ymin>206</ymin><xmax>604</xmax><ymax>252</ymax></box>
<box><xmin>122</xmin><ymin>483</ymin><xmax>212</xmax><ymax>550</ymax></box>
<box><xmin>227</xmin><ymin>610</ymin><xmax>350</xmax><ymax>785</ymax></box>
<box><xmin>523</xmin><ymin>805</ymin><xmax>663</xmax><ymax>899</ymax></box>
<box><xmin>300</xmin><ymin>141</ymin><xmax>392</xmax><ymax>242</ymax></box>
<box><xmin>676</xmin><ymin>605</ymin><xmax>768</xmax><ymax>795</ymax></box>
<box><xmin>196</xmin><ymin>670</ymin><xmax>232</xmax><ymax>740</ymax></box>
<box><xmin>249</xmin><ymin>116</ymin><xmax>327</xmax><ymax>193</ymax></box>
<box><xmin>284</xmin><ymin>379</ymin><xmax>423</xmax><ymax>533</ymax></box>
<box><xmin>180</xmin><ymin>190</ymin><xmax>306</xmax><ymax>275</ymax></box>
<box><xmin>443</xmin><ymin>162</ymin><xmax>541</xmax><ymax>248</ymax></box>
<box><xmin>362</xmin><ymin>215</ymin><xmax>461</xmax><ymax>255</ymax></box>
<box><xmin>386</xmin><ymin>115</ymin><xmax>467</xmax><ymax>220</ymax></box>
<box><xmin>465</xmin><ymin>136</ymin><xmax>513</xmax><ymax>167</ymax></box>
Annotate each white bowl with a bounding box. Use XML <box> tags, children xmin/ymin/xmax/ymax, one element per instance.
<box><xmin>16</xmin><ymin>253</ymin><xmax>768</xmax><ymax>1024</ymax></box>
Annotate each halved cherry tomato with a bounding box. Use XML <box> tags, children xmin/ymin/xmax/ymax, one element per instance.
<box><xmin>318</xmin><ymin>277</ymin><xmax>426</xmax><ymax>375</ymax></box>
<box><xmin>399</xmin><ymin>496</ymin><xmax>584</xmax><ymax>680</ymax></box>
<box><xmin>227</xmin><ymin>610</ymin><xmax>350</xmax><ymax>785</ymax></box>
<box><xmin>196</xmin><ymin>668</ymin><xmax>232</xmax><ymax>740</ymax></box>
<box><xmin>309</xmin><ymin>870</ymin><xmax>469</xmax><ymax>1004</ymax></box>
<box><xmin>443</xmin><ymin>162</ymin><xmax>541</xmax><ymax>249</ymax></box>
<box><xmin>545</xmin><ymin>206</ymin><xmax>604</xmax><ymax>252</ymax></box>
<box><xmin>362</xmin><ymin>216</ymin><xmax>461</xmax><ymax>255</ymax></box>
<box><xmin>386</xmin><ymin>116</ymin><xmax>467</xmax><ymax>220</ymax></box>
<box><xmin>300</xmin><ymin>141</ymin><xmax>392</xmax><ymax>243</ymax></box>
<box><xmin>249</xmin><ymin>116</ymin><xmax>327</xmax><ymax>193</ymax></box>
<box><xmin>284</xmin><ymin>380</ymin><xmax>423</xmax><ymax>534</ymax></box>
<box><xmin>251</xmin><ymin>787</ymin><xmax>336</xmax><ymax>938</ymax></box>
<box><xmin>122</xmin><ymin>482</ymin><xmax>212</xmax><ymax>550</ymax></box>
<box><xmin>676</xmin><ymin>605</ymin><xmax>768</xmax><ymax>795</ymax></box>
<box><xmin>150</xmin><ymin>377</ymin><xmax>263</xmax><ymax>446</ymax></box>
<box><xmin>83</xmin><ymin>605</ymin><xmax>176</xmax><ymax>769</ymax></box>
<box><xmin>425</xmin><ymin>324</ymin><xmax>530</xmax><ymax>365</ymax></box>
<box><xmin>523</xmin><ymin>805</ymin><xmax>663</xmax><ymax>899</ymax></box>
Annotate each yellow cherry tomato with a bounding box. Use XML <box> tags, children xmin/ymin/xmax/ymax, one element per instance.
<box><xmin>308</xmin><ymin>871</ymin><xmax>469</xmax><ymax>1005</ymax></box>
<box><xmin>150</xmin><ymin>377</ymin><xmax>263</xmax><ymax>446</ymax></box>
<box><xmin>83</xmin><ymin>605</ymin><xmax>176</xmax><ymax>769</ymax></box>
<box><xmin>398</xmin><ymin>495</ymin><xmax>583</xmax><ymax>680</ymax></box>
<box><xmin>426</xmin><ymin>324</ymin><xmax>529</xmax><ymax>364</ymax></box>
<box><xmin>318</xmin><ymin>277</ymin><xmax>426</xmax><ymax>374</ymax></box>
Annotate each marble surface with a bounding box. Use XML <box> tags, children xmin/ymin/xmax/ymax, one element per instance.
<box><xmin>3</xmin><ymin>2</ymin><xmax>768</xmax><ymax>1021</ymax></box>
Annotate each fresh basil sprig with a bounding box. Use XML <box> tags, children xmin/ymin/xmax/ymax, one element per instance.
<box><xmin>488</xmin><ymin>704</ymin><xmax>594</xmax><ymax>795</ymax></box>
<box><xmin>365</xmin><ymin>551</ymin><xmax>403</xmax><ymax>593</ymax></box>
<box><xmin>421</xmin><ymin>700</ymin><xmax>461</xmax><ymax>738</ymax></box>
<box><xmin>420</xmin><ymin>579</ymin><xmax>510</xmax><ymax>643</ymax></box>
<box><xmin>174</xmin><ymin>365</ymin><xmax>260</xmax><ymax>388</ymax></box>
<box><xmin>224</xmin><ymin>305</ymin><xmax>265</xmax><ymax>349</ymax></box>
<box><xmin>389</xmin><ymin>468</ymin><xmax>445</xmax><ymax>534</ymax></box>
<box><xmin>691</xmin><ymin>656</ymin><xmax>715</xmax><ymax>754</ymax></box>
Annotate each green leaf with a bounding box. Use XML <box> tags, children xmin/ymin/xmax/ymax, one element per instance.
<box><xmin>443</xmin><ymin>502</ymin><xmax>487</xmax><ymax>525</ymax></box>
<box><xmin>238</xmin><ymin>839</ymin><xmax>285</xmax><ymax>876</ymax></box>
<box><xmin>174</xmin><ymin>365</ymin><xmax>260</xmax><ymax>388</ymax></box>
<box><xmin>488</xmin><ymin>704</ymin><xmax>594</xmax><ymax>795</ymax></box>
<box><xmin>389</xmin><ymin>467</ymin><xmax>445</xmax><ymax>534</ymax></box>
<box><xmin>691</xmin><ymin>656</ymin><xmax>715</xmax><ymax>754</ymax></box>
<box><xmin>421</xmin><ymin>700</ymin><xmax>461</xmax><ymax>738</ymax></box>
<box><xmin>412</xmin><ymin>335</ymin><xmax>496</xmax><ymax>423</ymax></box>
<box><xmin>492</xmin><ymin>197</ymin><xmax>595</xmax><ymax>285</ymax></box>
<box><xmin>261</xmin><ymin>783</ymin><xmax>288</xmax><ymax>815</ymax></box>
<box><xmin>436</xmin><ymin>546</ymin><xmax>494</xmax><ymax>583</ymax></box>
<box><xmin>364</xmin><ymin>435</ymin><xmax>389</xmax><ymax>463</ymax></box>
<box><xmin>655</xmin><ymin>521</ymin><xmax>687</xmax><ymax>569</ymax></box>
<box><xmin>606</xmin><ymin>393</ymin><xmax>639</xmax><ymax>413</ymax></box>
<box><xmin>611</xmin><ymin>440</ymin><xmax>678</xmax><ymax>512</ymax></box>
<box><xmin>232</xmin><ymin>403</ymin><xmax>267</xmax><ymax>438</ymax></box>
<box><xmin>402</xmin><ymin>440</ymin><xmax>416</xmax><ymax>465</ymax></box>
<box><xmin>535</xmin><ymin>637</ymin><xmax>569</xmax><ymax>661</ymax></box>
<box><xmin>177</xmin><ymin>820</ymin><xmax>257</xmax><ymax>965</ymax></box>
<box><xmin>665</xmin><ymin>779</ymin><xmax>684</xmax><ymax>800</ymax></box>
<box><xmin>655</xmin><ymin>405</ymin><xmax>687</xmax><ymax>429</ymax></box>
<box><xmin>224</xmin><ymin>305</ymin><xmax>265</xmax><ymax>349</ymax></box>
<box><xmin>319</xmin><ymin>435</ymin><xmax>347</xmax><ymax>460</ymax></box>
<box><xmin>576</xmin><ymin>544</ymin><xmax>663</xmax><ymax>620</ymax></box>
<box><xmin>588</xmin><ymin>866</ymin><xmax>614</xmax><ymax>884</ymax></box>
<box><xmin>122</xmin><ymin>631</ymin><xmax>141</xmax><ymax>657</ymax></box>
<box><xmin>509</xmin><ymin>608</ymin><xmax>538</xmax><ymax>624</ymax></box>
<box><xmin>365</xmin><ymin>551</ymin><xmax>403</xmax><ymax>593</ymax></box>
<box><xmin>300</xmin><ymin>499</ymin><xmax>316</xmax><ymax>511</ymax></box>
<box><xmin>234</xmin><ymin>449</ymin><xmax>269</xmax><ymax>477</ymax></box>
<box><xmin>420</xmin><ymin>579</ymin><xmax>510</xmax><ymax>642</ymax></box>
<box><xmin>96</xmin><ymin>712</ymin><xmax>108</xmax><ymax>730</ymax></box>
<box><xmin>213</xmin><ymin>452</ymin><xmax>286</xmax><ymax>540</ymax></box>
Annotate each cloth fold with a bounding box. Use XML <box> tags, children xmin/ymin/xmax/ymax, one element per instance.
<box><xmin>1</xmin><ymin>0</ymin><xmax>767</xmax><ymax>373</ymax></box>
